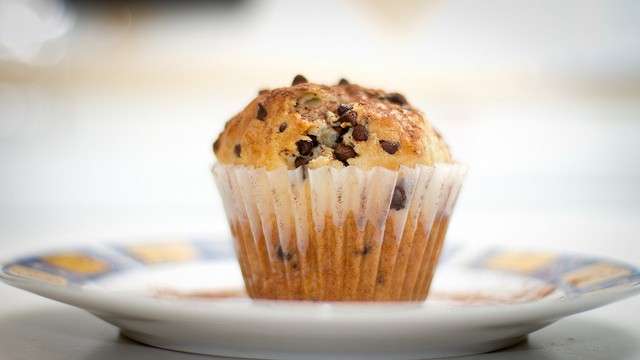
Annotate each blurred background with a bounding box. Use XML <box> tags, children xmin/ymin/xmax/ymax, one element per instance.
<box><xmin>0</xmin><ymin>0</ymin><xmax>639</xmax><ymax>264</ymax></box>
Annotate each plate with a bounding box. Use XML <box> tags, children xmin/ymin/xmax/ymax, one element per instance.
<box><xmin>2</xmin><ymin>237</ymin><xmax>639</xmax><ymax>360</ymax></box>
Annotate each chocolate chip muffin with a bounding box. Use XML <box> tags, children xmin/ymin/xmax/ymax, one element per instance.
<box><xmin>212</xmin><ymin>76</ymin><xmax>466</xmax><ymax>301</ymax></box>
<box><xmin>213</xmin><ymin>76</ymin><xmax>451</xmax><ymax>170</ymax></box>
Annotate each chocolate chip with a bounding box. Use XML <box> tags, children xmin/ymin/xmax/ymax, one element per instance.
<box><xmin>292</xmin><ymin>74</ymin><xmax>308</xmax><ymax>86</ymax></box>
<box><xmin>333</xmin><ymin>125</ymin><xmax>349</xmax><ymax>136</ymax></box>
<box><xmin>337</xmin><ymin>110</ymin><xmax>357</xmax><ymax>125</ymax></box>
<box><xmin>380</xmin><ymin>140</ymin><xmax>399</xmax><ymax>154</ymax></box>
<box><xmin>275</xmin><ymin>245</ymin><xmax>293</xmax><ymax>261</ymax></box>
<box><xmin>385</xmin><ymin>92</ymin><xmax>407</xmax><ymax>105</ymax></box>
<box><xmin>234</xmin><ymin>144</ymin><xmax>241</xmax><ymax>157</ymax></box>
<box><xmin>294</xmin><ymin>156</ymin><xmax>310</xmax><ymax>168</ymax></box>
<box><xmin>258</xmin><ymin>89</ymin><xmax>269</xmax><ymax>95</ymax></box>
<box><xmin>352</xmin><ymin>124</ymin><xmax>368</xmax><ymax>141</ymax></box>
<box><xmin>390</xmin><ymin>185</ymin><xmax>406</xmax><ymax>210</ymax></box>
<box><xmin>333</xmin><ymin>126</ymin><xmax>348</xmax><ymax>144</ymax></box>
<box><xmin>296</xmin><ymin>139</ymin><xmax>314</xmax><ymax>156</ymax></box>
<box><xmin>308</xmin><ymin>134</ymin><xmax>319</xmax><ymax>147</ymax></box>
<box><xmin>278</xmin><ymin>122</ymin><xmax>288</xmax><ymax>133</ymax></box>
<box><xmin>336</xmin><ymin>104</ymin><xmax>353</xmax><ymax>116</ymax></box>
<box><xmin>334</xmin><ymin>143</ymin><xmax>357</xmax><ymax>165</ymax></box>
<box><xmin>338</xmin><ymin>78</ymin><xmax>349</xmax><ymax>85</ymax></box>
<box><xmin>357</xmin><ymin>244</ymin><xmax>371</xmax><ymax>256</ymax></box>
<box><xmin>213</xmin><ymin>137</ymin><xmax>221</xmax><ymax>152</ymax></box>
<box><xmin>256</xmin><ymin>103</ymin><xmax>267</xmax><ymax>120</ymax></box>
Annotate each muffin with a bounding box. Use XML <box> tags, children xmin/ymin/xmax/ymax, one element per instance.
<box><xmin>212</xmin><ymin>75</ymin><xmax>466</xmax><ymax>301</ymax></box>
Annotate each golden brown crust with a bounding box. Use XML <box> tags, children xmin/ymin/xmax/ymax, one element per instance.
<box><xmin>213</xmin><ymin>78</ymin><xmax>452</xmax><ymax>170</ymax></box>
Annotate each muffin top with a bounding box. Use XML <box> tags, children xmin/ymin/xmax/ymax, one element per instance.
<box><xmin>213</xmin><ymin>76</ymin><xmax>452</xmax><ymax>170</ymax></box>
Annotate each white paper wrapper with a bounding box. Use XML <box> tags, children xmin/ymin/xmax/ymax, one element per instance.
<box><xmin>212</xmin><ymin>163</ymin><xmax>466</xmax><ymax>301</ymax></box>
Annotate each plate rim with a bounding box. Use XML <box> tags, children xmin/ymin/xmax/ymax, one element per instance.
<box><xmin>2</xmin><ymin>239</ymin><xmax>640</xmax><ymax>326</ymax></box>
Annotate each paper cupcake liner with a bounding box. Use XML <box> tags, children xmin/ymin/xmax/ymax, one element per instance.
<box><xmin>212</xmin><ymin>163</ymin><xmax>466</xmax><ymax>301</ymax></box>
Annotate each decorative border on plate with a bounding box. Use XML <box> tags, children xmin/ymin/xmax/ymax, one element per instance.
<box><xmin>1</xmin><ymin>240</ymin><xmax>232</xmax><ymax>285</ymax></box>
<box><xmin>2</xmin><ymin>240</ymin><xmax>639</xmax><ymax>296</ymax></box>
<box><xmin>472</xmin><ymin>249</ymin><xmax>640</xmax><ymax>296</ymax></box>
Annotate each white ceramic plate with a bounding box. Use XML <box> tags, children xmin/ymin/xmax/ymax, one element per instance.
<box><xmin>2</xmin><ymin>237</ymin><xmax>639</xmax><ymax>360</ymax></box>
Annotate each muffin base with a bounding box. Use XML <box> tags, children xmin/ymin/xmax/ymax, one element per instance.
<box><xmin>229</xmin><ymin>214</ymin><xmax>450</xmax><ymax>301</ymax></box>
<box><xmin>214</xmin><ymin>163</ymin><xmax>465</xmax><ymax>302</ymax></box>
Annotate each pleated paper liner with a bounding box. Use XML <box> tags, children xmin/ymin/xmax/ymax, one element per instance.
<box><xmin>213</xmin><ymin>163</ymin><xmax>466</xmax><ymax>301</ymax></box>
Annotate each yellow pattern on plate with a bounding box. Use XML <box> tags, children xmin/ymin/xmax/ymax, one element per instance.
<box><xmin>43</xmin><ymin>253</ymin><xmax>109</xmax><ymax>274</ymax></box>
<box><xmin>486</xmin><ymin>251</ymin><xmax>556</xmax><ymax>273</ymax></box>
<box><xmin>126</xmin><ymin>242</ymin><xmax>197</xmax><ymax>264</ymax></box>
<box><xmin>564</xmin><ymin>263</ymin><xmax>632</xmax><ymax>288</ymax></box>
<box><xmin>6</xmin><ymin>265</ymin><xmax>68</xmax><ymax>286</ymax></box>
